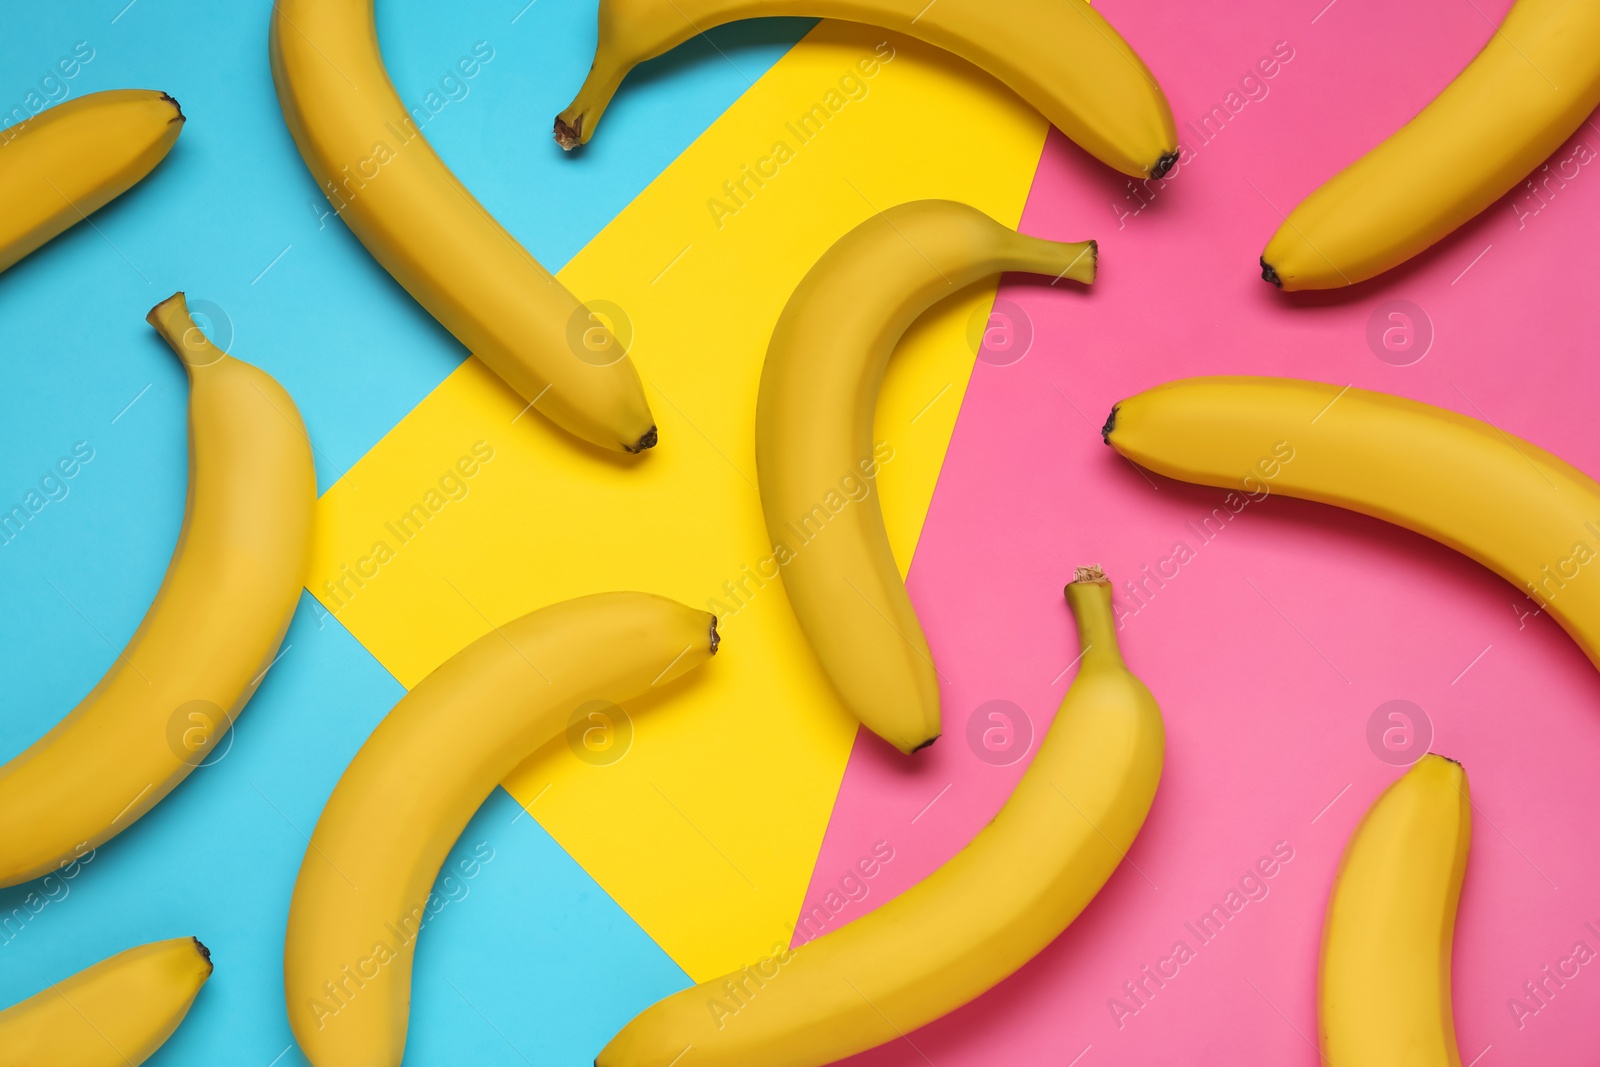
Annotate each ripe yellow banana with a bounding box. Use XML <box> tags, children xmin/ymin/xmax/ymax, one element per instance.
<box><xmin>269</xmin><ymin>1</ymin><xmax>656</xmax><ymax>453</ymax></box>
<box><xmin>555</xmin><ymin>0</ymin><xmax>1178</xmax><ymax>179</ymax></box>
<box><xmin>1103</xmin><ymin>376</ymin><xmax>1600</xmax><ymax>673</ymax></box>
<box><xmin>598</xmin><ymin>569</ymin><xmax>1163</xmax><ymax>1067</ymax></box>
<box><xmin>0</xmin><ymin>936</ymin><xmax>213</xmax><ymax>1065</ymax></box>
<box><xmin>0</xmin><ymin>89</ymin><xmax>183</xmax><ymax>274</ymax></box>
<box><xmin>1261</xmin><ymin>0</ymin><xmax>1600</xmax><ymax>290</ymax></box>
<box><xmin>1320</xmin><ymin>755</ymin><xmax>1470</xmax><ymax>1067</ymax></box>
<box><xmin>284</xmin><ymin>592</ymin><xmax>718</xmax><ymax>1067</ymax></box>
<box><xmin>0</xmin><ymin>293</ymin><xmax>315</xmax><ymax>888</ymax></box>
<box><xmin>756</xmin><ymin>199</ymin><xmax>1095</xmax><ymax>753</ymax></box>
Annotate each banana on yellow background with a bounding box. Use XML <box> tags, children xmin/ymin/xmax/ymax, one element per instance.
<box><xmin>0</xmin><ymin>294</ymin><xmax>314</xmax><ymax>888</ymax></box>
<box><xmin>0</xmin><ymin>89</ymin><xmax>183</xmax><ymax>274</ymax></box>
<box><xmin>304</xmin><ymin>17</ymin><xmax>1055</xmax><ymax>983</ymax></box>
<box><xmin>1262</xmin><ymin>0</ymin><xmax>1600</xmax><ymax>289</ymax></box>
<box><xmin>557</xmin><ymin>0</ymin><xmax>1177</xmax><ymax>178</ymax></box>
<box><xmin>757</xmin><ymin>199</ymin><xmax>1095</xmax><ymax>754</ymax></box>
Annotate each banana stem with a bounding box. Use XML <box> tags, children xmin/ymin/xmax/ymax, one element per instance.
<box><xmin>1065</xmin><ymin>566</ymin><xmax>1124</xmax><ymax>671</ymax></box>
<box><xmin>1001</xmin><ymin>238</ymin><xmax>1097</xmax><ymax>287</ymax></box>
<box><xmin>554</xmin><ymin>66</ymin><xmax>626</xmax><ymax>150</ymax></box>
<box><xmin>147</xmin><ymin>292</ymin><xmax>226</xmax><ymax>371</ymax></box>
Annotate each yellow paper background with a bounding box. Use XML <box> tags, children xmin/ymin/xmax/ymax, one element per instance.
<box><xmin>309</xmin><ymin>21</ymin><xmax>1047</xmax><ymax>980</ymax></box>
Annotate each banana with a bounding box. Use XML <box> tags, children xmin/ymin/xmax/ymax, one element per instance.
<box><xmin>0</xmin><ymin>937</ymin><xmax>214</xmax><ymax>1065</ymax></box>
<box><xmin>555</xmin><ymin>0</ymin><xmax>1178</xmax><ymax>179</ymax></box>
<box><xmin>269</xmin><ymin>1</ymin><xmax>657</xmax><ymax>453</ymax></box>
<box><xmin>1320</xmin><ymin>755</ymin><xmax>1470</xmax><ymax>1067</ymax></box>
<box><xmin>0</xmin><ymin>293</ymin><xmax>315</xmax><ymax>888</ymax></box>
<box><xmin>756</xmin><ymin>199</ymin><xmax>1095</xmax><ymax>753</ymax></box>
<box><xmin>1261</xmin><ymin>0</ymin><xmax>1600</xmax><ymax>290</ymax></box>
<box><xmin>284</xmin><ymin>591</ymin><xmax>718</xmax><ymax>1067</ymax></box>
<box><xmin>1103</xmin><ymin>376</ymin><xmax>1600</xmax><ymax>673</ymax></box>
<box><xmin>598</xmin><ymin>568</ymin><xmax>1163</xmax><ymax>1067</ymax></box>
<box><xmin>0</xmin><ymin>89</ymin><xmax>183</xmax><ymax>274</ymax></box>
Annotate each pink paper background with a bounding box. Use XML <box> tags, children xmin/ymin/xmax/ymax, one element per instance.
<box><xmin>797</xmin><ymin>0</ymin><xmax>1600</xmax><ymax>1062</ymax></box>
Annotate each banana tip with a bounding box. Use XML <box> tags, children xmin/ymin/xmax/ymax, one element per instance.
<box><xmin>1100</xmin><ymin>404</ymin><xmax>1118</xmax><ymax>444</ymax></box>
<box><xmin>625</xmin><ymin>426</ymin><xmax>658</xmax><ymax>453</ymax></box>
<box><xmin>1070</xmin><ymin>565</ymin><xmax>1108</xmax><ymax>586</ymax></box>
<box><xmin>1150</xmin><ymin>150</ymin><xmax>1179</xmax><ymax>180</ymax></box>
<box><xmin>160</xmin><ymin>92</ymin><xmax>185</xmax><ymax>123</ymax></box>
<box><xmin>554</xmin><ymin>116</ymin><xmax>582</xmax><ymax>151</ymax></box>
<box><xmin>1259</xmin><ymin>257</ymin><xmax>1282</xmax><ymax>288</ymax></box>
<box><xmin>192</xmin><ymin>937</ymin><xmax>213</xmax><ymax>970</ymax></box>
<box><xmin>708</xmin><ymin>616</ymin><xmax>720</xmax><ymax>655</ymax></box>
<box><xmin>145</xmin><ymin>291</ymin><xmax>185</xmax><ymax>329</ymax></box>
<box><xmin>910</xmin><ymin>735</ymin><xmax>939</xmax><ymax>753</ymax></box>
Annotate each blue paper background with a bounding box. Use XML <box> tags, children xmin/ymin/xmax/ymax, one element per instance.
<box><xmin>0</xmin><ymin>1</ymin><xmax>810</xmax><ymax>1061</ymax></box>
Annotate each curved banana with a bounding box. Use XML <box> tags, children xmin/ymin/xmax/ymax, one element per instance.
<box><xmin>756</xmin><ymin>199</ymin><xmax>1095</xmax><ymax>753</ymax></box>
<box><xmin>0</xmin><ymin>293</ymin><xmax>315</xmax><ymax>888</ymax></box>
<box><xmin>1261</xmin><ymin>0</ymin><xmax>1600</xmax><ymax>290</ymax></box>
<box><xmin>0</xmin><ymin>937</ymin><xmax>214</xmax><ymax>1065</ymax></box>
<box><xmin>285</xmin><ymin>592</ymin><xmax>718</xmax><ymax>1067</ymax></box>
<box><xmin>1321</xmin><ymin>755</ymin><xmax>1470</xmax><ymax>1066</ymax></box>
<box><xmin>598</xmin><ymin>569</ymin><xmax>1163</xmax><ymax>1067</ymax></box>
<box><xmin>1103</xmin><ymin>376</ymin><xmax>1600</xmax><ymax>672</ymax></box>
<box><xmin>555</xmin><ymin>0</ymin><xmax>1178</xmax><ymax>179</ymax></box>
<box><xmin>0</xmin><ymin>89</ymin><xmax>183</xmax><ymax>274</ymax></box>
<box><xmin>269</xmin><ymin>1</ymin><xmax>657</xmax><ymax>453</ymax></box>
